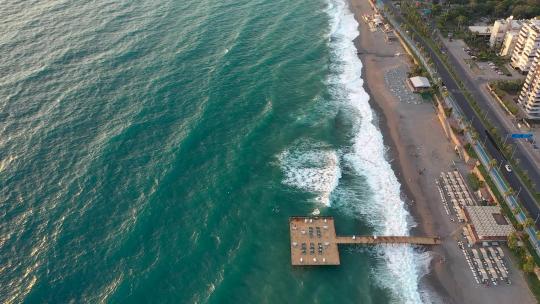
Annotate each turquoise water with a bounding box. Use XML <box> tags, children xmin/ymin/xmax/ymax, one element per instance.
<box><xmin>0</xmin><ymin>0</ymin><xmax>430</xmax><ymax>303</ymax></box>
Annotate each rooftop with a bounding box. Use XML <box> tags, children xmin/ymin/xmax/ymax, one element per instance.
<box><xmin>469</xmin><ymin>26</ymin><xmax>492</xmax><ymax>35</ymax></box>
<box><xmin>464</xmin><ymin>206</ymin><xmax>514</xmax><ymax>239</ymax></box>
<box><xmin>409</xmin><ymin>76</ymin><xmax>431</xmax><ymax>88</ymax></box>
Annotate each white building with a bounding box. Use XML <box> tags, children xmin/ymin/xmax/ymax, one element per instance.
<box><xmin>499</xmin><ymin>31</ymin><xmax>520</xmax><ymax>57</ymax></box>
<box><xmin>510</xmin><ymin>18</ymin><xmax>540</xmax><ymax>72</ymax></box>
<box><xmin>407</xmin><ymin>76</ymin><xmax>431</xmax><ymax>92</ymax></box>
<box><xmin>490</xmin><ymin>16</ymin><xmax>523</xmax><ymax>48</ymax></box>
<box><xmin>517</xmin><ymin>50</ymin><xmax>540</xmax><ymax>120</ymax></box>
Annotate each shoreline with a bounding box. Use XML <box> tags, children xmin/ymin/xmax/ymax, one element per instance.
<box><xmin>358</xmin><ymin>42</ymin><xmax>452</xmax><ymax>303</ymax></box>
<box><xmin>354</xmin><ymin>30</ymin><xmax>450</xmax><ymax>304</ymax></box>
<box><xmin>347</xmin><ymin>0</ymin><xmax>537</xmax><ymax>303</ymax></box>
<box><xmin>346</xmin><ymin>0</ymin><xmax>452</xmax><ymax>301</ymax></box>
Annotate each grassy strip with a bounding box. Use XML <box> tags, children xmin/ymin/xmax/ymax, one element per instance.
<box><xmin>464</xmin><ymin>143</ymin><xmax>477</xmax><ymax>159</ymax></box>
<box><xmin>488</xmin><ymin>84</ymin><xmax>519</xmax><ymax>116</ymax></box>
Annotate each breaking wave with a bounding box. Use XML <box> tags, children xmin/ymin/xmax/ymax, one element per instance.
<box><xmin>278</xmin><ymin>140</ymin><xmax>341</xmax><ymax>207</ymax></box>
<box><xmin>325</xmin><ymin>0</ymin><xmax>433</xmax><ymax>303</ymax></box>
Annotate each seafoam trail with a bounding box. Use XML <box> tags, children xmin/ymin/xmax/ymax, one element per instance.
<box><xmin>326</xmin><ymin>0</ymin><xmax>433</xmax><ymax>302</ymax></box>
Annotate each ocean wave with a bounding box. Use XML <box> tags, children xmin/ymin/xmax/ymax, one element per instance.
<box><xmin>325</xmin><ymin>0</ymin><xmax>431</xmax><ymax>303</ymax></box>
<box><xmin>278</xmin><ymin>140</ymin><xmax>341</xmax><ymax>206</ymax></box>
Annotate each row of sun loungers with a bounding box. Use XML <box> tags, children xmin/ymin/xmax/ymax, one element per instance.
<box><xmin>438</xmin><ymin>171</ymin><xmax>479</xmax><ymax>222</ymax></box>
<box><xmin>300</xmin><ymin>242</ymin><xmax>326</xmax><ymax>256</ymax></box>
<box><xmin>466</xmin><ymin>247</ymin><xmax>510</xmax><ymax>286</ymax></box>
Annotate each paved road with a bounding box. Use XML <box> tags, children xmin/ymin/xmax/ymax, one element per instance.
<box><xmin>438</xmin><ymin>30</ymin><xmax>540</xmax><ymax>191</ymax></box>
<box><xmin>441</xmin><ymin>41</ymin><xmax>540</xmax><ymax>187</ymax></box>
<box><xmin>381</xmin><ymin>2</ymin><xmax>540</xmax><ymax>227</ymax></box>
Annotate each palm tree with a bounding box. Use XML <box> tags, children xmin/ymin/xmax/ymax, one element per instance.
<box><xmin>524</xmin><ymin>217</ymin><xmax>534</xmax><ymax>228</ymax></box>
<box><xmin>513</xmin><ymin>206</ymin><xmax>522</xmax><ymax>215</ymax></box>
<box><xmin>488</xmin><ymin>158</ymin><xmax>497</xmax><ymax>170</ymax></box>
<box><xmin>508</xmin><ymin>231</ymin><xmax>518</xmax><ymax>249</ymax></box>
<box><xmin>470</xmin><ymin>131</ymin><xmax>479</xmax><ymax>143</ymax></box>
<box><xmin>523</xmin><ymin>255</ymin><xmax>536</xmax><ymax>273</ymax></box>
<box><xmin>504</xmin><ymin>188</ymin><xmax>515</xmax><ymax>198</ymax></box>
<box><xmin>456</xmin><ymin>15</ymin><xmax>467</xmax><ymax>30</ymax></box>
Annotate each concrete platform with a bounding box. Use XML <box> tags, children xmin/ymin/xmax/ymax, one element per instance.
<box><xmin>290</xmin><ymin>216</ymin><xmax>340</xmax><ymax>265</ymax></box>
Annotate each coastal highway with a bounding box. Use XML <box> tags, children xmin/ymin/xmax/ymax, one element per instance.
<box><xmin>381</xmin><ymin>1</ymin><xmax>540</xmax><ymax>228</ymax></box>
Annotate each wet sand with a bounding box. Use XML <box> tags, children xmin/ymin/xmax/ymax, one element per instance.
<box><xmin>348</xmin><ymin>0</ymin><xmax>536</xmax><ymax>303</ymax></box>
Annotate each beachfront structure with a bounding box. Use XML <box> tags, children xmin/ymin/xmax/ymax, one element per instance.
<box><xmin>468</xmin><ymin>26</ymin><xmax>492</xmax><ymax>40</ymax></box>
<box><xmin>475</xmin><ymin>188</ymin><xmax>495</xmax><ymax>205</ymax></box>
<box><xmin>289</xmin><ymin>216</ymin><xmax>440</xmax><ymax>266</ymax></box>
<box><xmin>463</xmin><ymin>206</ymin><xmax>514</xmax><ymax>243</ymax></box>
<box><xmin>517</xmin><ymin>51</ymin><xmax>540</xmax><ymax>120</ymax></box>
<box><xmin>383</xmin><ymin>26</ymin><xmax>397</xmax><ymax>42</ymax></box>
<box><xmin>407</xmin><ymin>76</ymin><xmax>431</xmax><ymax>93</ymax></box>
<box><xmin>490</xmin><ymin>16</ymin><xmax>524</xmax><ymax>48</ymax></box>
<box><xmin>510</xmin><ymin>18</ymin><xmax>540</xmax><ymax>72</ymax></box>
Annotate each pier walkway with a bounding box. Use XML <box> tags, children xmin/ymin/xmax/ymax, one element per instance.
<box><xmin>290</xmin><ymin>216</ymin><xmax>440</xmax><ymax>266</ymax></box>
<box><xmin>335</xmin><ymin>235</ymin><xmax>441</xmax><ymax>245</ymax></box>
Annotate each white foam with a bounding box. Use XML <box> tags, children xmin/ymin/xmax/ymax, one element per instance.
<box><xmin>325</xmin><ymin>1</ymin><xmax>432</xmax><ymax>303</ymax></box>
<box><xmin>278</xmin><ymin>141</ymin><xmax>341</xmax><ymax>206</ymax></box>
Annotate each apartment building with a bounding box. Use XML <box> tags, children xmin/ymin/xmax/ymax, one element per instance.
<box><xmin>490</xmin><ymin>16</ymin><xmax>523</xmax><ymax>48</ymax></box>
<box><xmin>500</xmin><ymin>31</ymin><xmax>520</xmax><ymax>57</ymax></box>
<box><xmin>517</xmin><ymin>50</ymin><xmax>540</xmax><ymax>120</ymax></box>
<box><xmin>510</xmin><ymin>19</ymin><xmax>540</xmax><ymax>72</ymax></box>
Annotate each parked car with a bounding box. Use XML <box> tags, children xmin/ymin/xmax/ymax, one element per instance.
<box><xmin>505</xmin><ymin>164</ymin><xmax>512</xmax><ymax>172</ymax></box>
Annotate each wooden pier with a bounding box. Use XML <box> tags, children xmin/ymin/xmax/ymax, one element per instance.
<box><xmin>290</xmin><ymin>216</ymin><xmax>440</xmax><ymax>266</ymax></box>
<box><xmin>335</xmin><ymin>235</ymin><xmax>441</xmax><ymax>245</ymax></box>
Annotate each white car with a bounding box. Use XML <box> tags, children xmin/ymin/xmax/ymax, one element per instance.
<box><xmin>505</xmin><ymin>164</ymin><xmax>512</xmax><ymax>172</ymax></box>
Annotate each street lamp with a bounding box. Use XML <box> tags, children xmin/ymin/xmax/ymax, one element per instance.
<box><xmin>511</xmin><ymin>145</ymin><xmax>518</xmax><ymax>159</ymax></box>
<box><xmin>503</xmin><ymin>133</ymin><xmax>510</xmax><ymax>145</ymax></box>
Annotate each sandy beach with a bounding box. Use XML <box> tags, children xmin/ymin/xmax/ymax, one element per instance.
<box><xmin>348</xmin><ymin>0</ymin><xmax>536</xmax><ymax>303</ymax></box>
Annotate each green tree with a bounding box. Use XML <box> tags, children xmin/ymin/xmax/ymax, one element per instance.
<box><xmin>524</xmin><ymin>217</ymin><xmax>535</xmax><ymax>228</ymax></box>
<box><xmin>488</xmin><ymin>158</ymin><xmax>498</xmax><ymax>170</ymax></box>
<box><xmin>468</xmin><ymin>173</ymin><xmax>482</xmax><ymax>191</ymax></box>
<box><xmin>512</xmin><ymin>5</ymin><xmax>540</xmax><ymax>19</ymax></box>
<box><xmin>508</xmin><ymin>231</ymin><xmax>518</xmax><ymax>249</ymax></box>
<box><xmin>470</xmin><ymin>131</ymin><xmax>479</xmax><ymax>143</ymax></box>
<box><xmin>523</xmin><ymin>255</ymin><xmax>536</xmax><ymax>273</ymax></box>
<box><xmin>494</xmin><ymin>2</ymin><xmax>509</xmax><ymax>17</ymax></box>
<box><xmin>431</xmin><ymin>4</ymin><xmax>442</xmax><ymax>16</ymax></box>
<box><xmin>504</xmin><ymin>188</ymin><xmax>515</xmax><ymax>198</ymax></box>
<box><xmin>456</xmin><ymin>15</ymin><xmax>467</xmax><ymax>30</ymax></box>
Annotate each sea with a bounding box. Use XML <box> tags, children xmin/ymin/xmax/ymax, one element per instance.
<box><xmin>0</xmin><ymin>0</ymin><xmax>435</xmax><ymax>303</ymax></box>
